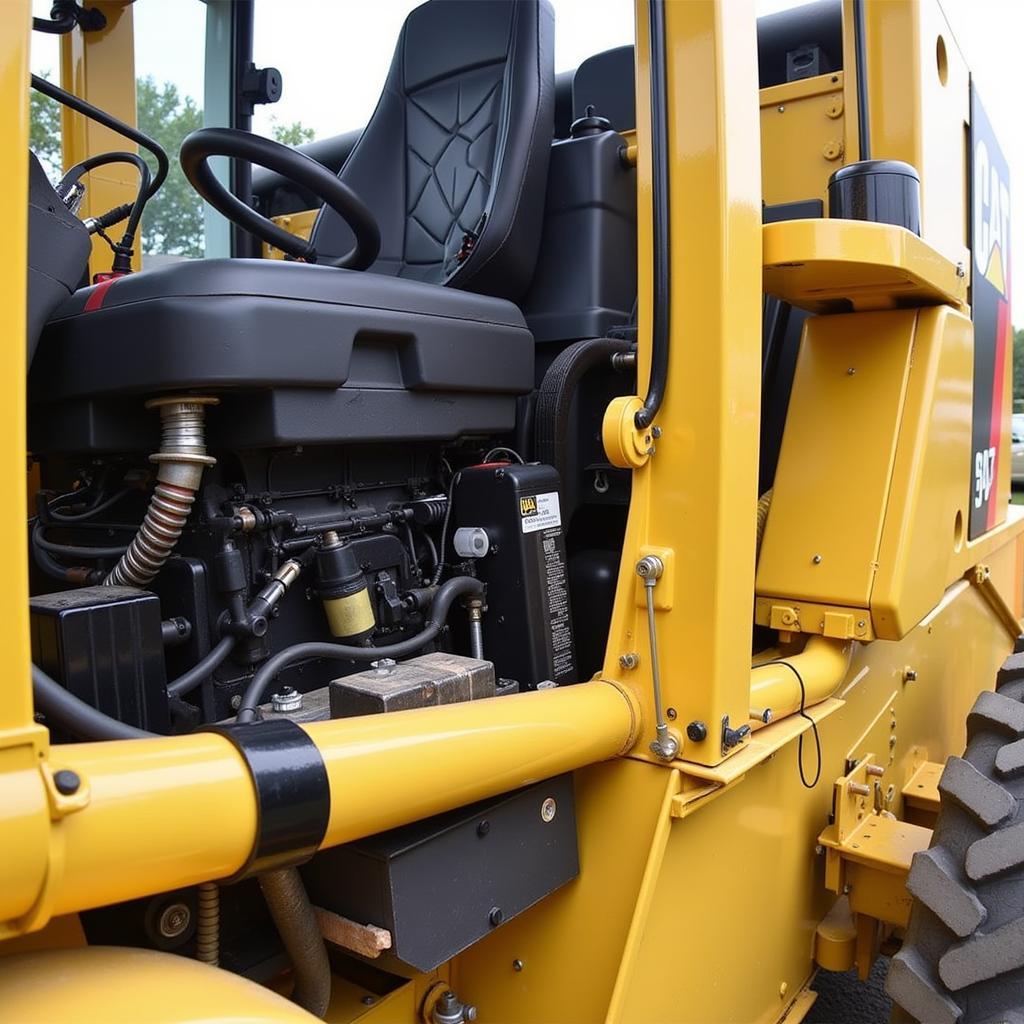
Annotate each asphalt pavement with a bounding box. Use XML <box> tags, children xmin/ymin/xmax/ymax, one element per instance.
<box><xmin>806</xmin><ymin>956</ymin><xmax>893</xmax><ymax>1024</ymax></box>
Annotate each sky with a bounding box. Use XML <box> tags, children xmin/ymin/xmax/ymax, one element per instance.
<box><xmin>30</xmin><ymin>0</ymin><xmax>1022</xmax><ymax>318</ymax></box>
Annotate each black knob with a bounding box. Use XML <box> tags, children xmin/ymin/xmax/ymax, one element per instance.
<box><xmin>570</xmin><ymin>104</ymin><xmax>612</xmax><ymax>138</ymax></box>
<box><xmin>686</xmin><ymin>721</ymin><xmax>708</xmax><ymax>742</ymax></box>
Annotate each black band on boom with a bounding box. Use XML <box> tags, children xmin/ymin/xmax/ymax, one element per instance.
<box><xmin>206</xmin><ymin>718</ymin><xmax>330</xmax><ymax>881</ymax></box>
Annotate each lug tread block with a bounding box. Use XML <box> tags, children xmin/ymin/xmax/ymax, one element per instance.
<box><xmin>995</xmin><ymin>738</ymin><xmax>1024</xmax><ymax>780</ymax></box>
<box><xmin>998</xmin><ymin>678</ymin><xmax>1024</xmax><ymax>703</ymax></box>
<box><xmin>886</xmin><ymin>949</ymin><xmax>962</xmax><ymax>1024</ymax></box>
<box><xmin>966</xmin><ymin>820</ymin><xmax>1024</xmax><ymax>881</ymax></box>
<box><xmin>907</xmin><ymin>847</ymin><xmax>987</xmax><ymax>938</ymax></box>
<box><xmin>998</xmin><ymin>651</ymin><xmax>1024</xmax><ymax>685</ymax></box>
<box><xmin>939</xmin><ymin>756</ymin><xmax>1018</xmax><ymax>827</ymax></box>
<box><xmin>967</xmin><ymin>691</ymin><xmax>1024</xmax><ymax>739</ymax></box>
<box><xmin>938</xmin><ymin>916</ymin><xmax>1024</xmax><ymax>992</ymax></box>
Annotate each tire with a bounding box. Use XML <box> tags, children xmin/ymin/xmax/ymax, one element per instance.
<box><xmin>886</xmin><ymin>647</ymin><xmax>1024</xmax><ymax>1024</ymax></box>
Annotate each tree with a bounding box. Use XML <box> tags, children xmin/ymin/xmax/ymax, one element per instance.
<box><xmin>271</xmin><ymin>118</ymin><xmax>316</xmax><ymax>147</ymax></box>
<box><xmin>29</xmin><ymin>75</ymin><xmax>62</xmax><ymax>180</ymax></box>
<box><xmin>136</xmin><ymin>76</ymin><xmax>204</xmax><ymax>257</ymax></box>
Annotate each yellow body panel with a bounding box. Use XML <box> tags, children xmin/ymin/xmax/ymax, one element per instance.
<box><xmin>263</xmin><ymin>208</ymin><xmax>319</xmax><ymax>260</ymax></box>
<box><xmin>59</xmin><ymin>1</ymin><xmax>140</xmax><ymax>276</ymax></box>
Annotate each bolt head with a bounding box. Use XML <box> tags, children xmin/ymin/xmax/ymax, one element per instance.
<box><xmin>464</xmin><ymin>1007</ymin><xmax>478</xmax><ymax>1022</ymax></box>
<box><xmin>512</xmin><ymin>959</ymin><xmax>524</xmax><ymax>972</ymax></box>
<box><xmin>53</xmin><ymin>769</ymin><xmax>81</xmax><ymax>795</ymax></box>
<box><xmin>270</xmin><ymin>687</ymin><xmax>302</xmax><ymax>713</ymax></box>
<box><xmin>686</xmin><ymin>721</ymin><xmax>708</xmax><ymax>742</ymax></box>
<box><xmin>489</xmin><ymin>907</ymin><xmax>504</xmax><ymax>927</ymax></box>
<box><xmin>541</xmin><ymin>797</ymin><xmax>557</xmax><ymax>823</ymax></box>
<box><xmin>476</xmin><ymin>819</ymin><xmax>490</xmax><ymax>837</ymax></box>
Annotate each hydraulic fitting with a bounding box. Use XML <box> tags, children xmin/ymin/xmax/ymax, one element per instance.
<box><xmin>316</xmin><ymin>531</ymin><xmax>375</xmax><ymax>641</ymax></box>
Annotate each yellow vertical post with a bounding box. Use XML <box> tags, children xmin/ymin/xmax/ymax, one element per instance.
<box><xmin>60</xmin><ymin>0</ymin><xmax>140</xmax><ymax>276</ymax></box>
<box><xmin>602</xmin><ymin>0</ymin><xmax>762</xmax><ymax>767</ymax></box>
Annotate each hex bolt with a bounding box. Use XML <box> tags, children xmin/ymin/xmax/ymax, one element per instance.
<box><xmin>489</xmin><ymin>907</ymin><xmax>504</xmax><ymax>927</ymax></box>
<box><xmin>618</xmin><ymin>652</ymin><xmax>640</xmax><ymax>670</ymax></box>
<box><xmin>157</xmin><ymin>902</ymin><xmax>191</xmax><ymax>939</ymax></box>
<box><xmin>666</xmin><ymin>707</ymin><xmax>677</xmax><ymax>721</ymax></box>
<box><xmin>903</xmin><ymin>667</ymin><xmax>918</xmax><ymax>682</ymax></box>
<box><xmin>53</xmin><ymin>769</ymin><xmax>81</xmax><ymax>795</ymax></box>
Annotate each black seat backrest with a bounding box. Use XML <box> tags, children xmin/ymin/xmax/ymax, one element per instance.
<box><xmin>309</xmin><ymin>0</ymin><xmax>554</xmax><ymax>302</ymax></box>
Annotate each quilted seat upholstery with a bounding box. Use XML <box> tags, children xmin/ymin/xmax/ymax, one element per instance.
<box><xmin>309</xmin><ymin>0</ymin><xmax>554</xmax><ymax>301</ymax></box>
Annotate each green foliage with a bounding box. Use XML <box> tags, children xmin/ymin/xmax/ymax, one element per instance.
<box><xmin>271</xmin><ymin>118</ymin><xmax>316</xmax><ymax>147</ymax></box>
<box><xmin>27</xmin><ymin>72</ymin><xmax>316</xmax><ymax>259</ymax></box>
<box><xmin>136</xmin><ymin>76</ymin><xmax>204</xmax><ymax>258</ymax></box>
<box><xmin>29</xmin><ymin>75</ymin><xmax>62</xmax><ymax>180</ymax></box>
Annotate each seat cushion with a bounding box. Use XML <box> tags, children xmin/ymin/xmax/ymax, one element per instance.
<box><xmin>30</xmin><ymin>259</ymin><xmax>535</xmax><ymax>404</ymax></box>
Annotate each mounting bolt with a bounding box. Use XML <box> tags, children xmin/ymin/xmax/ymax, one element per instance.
<box><xmin>270</xmin><ymin>687</ymin><xmax>302</xmax><ymax>713</ymax></box>
<box><xmin>53</xmin><ymin>769</ymin><xmax>81</xmax><ymax>795</ymax></box>
<box><xmin>488</xmin><ymin>907</ymin><xmax>504</xmax><ymax>927</ymax></box>
<box><xmin>635</xmin><ymin>555</ymin><xmax>664</xmax><ymax>580</ymax></box>
<box><xmin>540</xmin><ymin>798</ymin><xmax>557</xmax><ymax>823</ymax></box>
<box><xmin>512</xmin><ymin>959</ymin><xmax>524</xmax><ymax>972</ymax></box>
<box><xmin>618</xmin><ymin>652</ymin><xmax>640</xmax><ymax>670</ymax></box>
<box><xmin>686</xmin><ymin>721</ymin><xmax>708</xmax><ymax>742</ymax></box>
<box><xmin>476</xmin><ymin>819</ymin><xmax>490</xmax><ymax>838</ymax></box>
<box><xmin>812</xmin><ymin>554</ymin><xmax>822</xmax><ymax>564</ymax></box>
<box><xmin>848</xmin><ymin>781</ymin><xmax>871</xmax><ymax>797</ymax></box>
<box><xmin>903</xmin><ymin>666</ymin><xmax>917</xmax><ymax>682</ymax></box>
<box><xmin>865</xmin><ymin>764</ymin><xmax>885</xmax><ymax>777</ymax></box>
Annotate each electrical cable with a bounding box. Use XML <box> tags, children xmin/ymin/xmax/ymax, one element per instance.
<box><xmin>430</xmin><ymin>470</ymin><xmax>462</xmax><ymax>586</ymax></box>
<box><xmin>766</xmin><ymin>658</ymin><xmax>821</xmax><ymax>788</ymax></box>
<box><xmin>32</xmin><ymin>523</ymin><xmax>128</xmax><ymax>560</ymax></box>
<box><xmin>46</xmin><ymin>488</ymin><xmax>132</xmax><ymax>523</ymax></box>
<box><xmin>32</xmin><ymin>664</ymin><xmax>153</xmax><ymax>741</ymax></box>
<box><xmin>166</xmin><ymin>636</ymin><xmax>237</xmax><ymax>699</ymax></box>
<box><xmin>235</xmin><ymin>575</ymin><xmax>484</xmax><ymax>723</ymax></box>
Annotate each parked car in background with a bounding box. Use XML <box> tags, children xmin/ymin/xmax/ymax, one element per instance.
<box><xmin>1013</xmin><ymin>414</ymin><xmax>1024</xmax><ymax>486</ymax></box>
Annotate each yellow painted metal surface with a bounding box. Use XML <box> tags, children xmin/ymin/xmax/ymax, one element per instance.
<box><xmin>762</xmin><ymin>219</ymin><xmax>968</xmax><ymax>314</ymax></box>
<box><xmin>760</xmin><ymin>72</ymin><xmax>847</xmax><ymax>208</ymax></box>
<box><xmin>601</xmin><ymin>0</ymin><xmax>762</xmax><ymax>768</ymax></box>
<box><xmin>0</xmin><ymin>682</ymin><xmax>636</xmax><ymax>928</ymax></box>
<box><xmin>0</xmin><ymin>946</ymin><xmax>319</xmax><ymax>1022</ymax></box>
<box><xmin>263</xmin><ymin>208</ymin><xmax>319</xmax><ymax>260</ymax></box>
<box><xmin>59</xmin><ymin>1</ymin><xmax>141</xmax><ymax>276</ymax></box>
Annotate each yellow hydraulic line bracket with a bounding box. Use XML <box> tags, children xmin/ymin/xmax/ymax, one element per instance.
<box><xmin>0</xmin><ymin>682</ymin><xmax>640</xmax><ymax>935</ymax></box>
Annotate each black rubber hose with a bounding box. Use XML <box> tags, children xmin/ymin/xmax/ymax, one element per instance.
<box><xmin>167</xmin><ymin>636</ymin><xmax>236</xmax><ymax>698</ymax></box>
<box><xmin>31</xmin><ymin>74</ymin><xmax>169</xmax><ymax>195</ymax></box>
<box><xmin>535</xmin><ymin>337</ymin><xmax>634</xmax><ymax>483</ymax></box>
<box><xmin>635</xmin><ymin>0</ymin><xmax>671</xmax><ymax>431</ymax></box>
<box><xmin>236</xmin><ymin>575</ymin><xmax>484</xmax><ymax>723</ymax></box>
<box><xmin>33</xmin><ymin>524</ymin><xmax>127</xmax><ymax>560</ymax></box>
<box><xmin>32</xmin><ymin>664</ymin><xmax>154</xmax><ymax>741</ymax></box>
<box><xmin>59</xmin><ymin>151</ymin><xmax>152</xmax><ymax>243</ymax></box>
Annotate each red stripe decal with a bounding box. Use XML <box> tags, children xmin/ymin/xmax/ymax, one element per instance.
<box><xmin>83</xmin><ymin>276</ymin><xmax>119</xmax><ymax>312</ymax></box>
<box><xmin>986</xmin><ymin>297</ymin><xmax>1011</xmax><ymax>530</ymax></box>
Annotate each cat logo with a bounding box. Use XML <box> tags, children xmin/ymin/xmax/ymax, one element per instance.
<box><xmin>520</xmin><ymin>496</ymin><xmax>538</xmax><ymax>518</ymax></box>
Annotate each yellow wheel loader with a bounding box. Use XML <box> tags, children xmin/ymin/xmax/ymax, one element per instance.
<box><xmin>0</xmin><ymin>0</ymin><xmax>1018</xmax><ymax>1021</ymax></box>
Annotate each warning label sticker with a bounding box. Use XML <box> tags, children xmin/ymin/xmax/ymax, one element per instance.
<box><xmin>519</xmin><ymin>491</ymin><xmax>561</xmax><ymax>534</ymax></box>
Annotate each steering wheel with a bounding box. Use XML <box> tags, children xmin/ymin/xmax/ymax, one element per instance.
<box><xmin>179</xmin><ymin>127</ymin><xmax>381</xmax><ymax>270</ymax></box>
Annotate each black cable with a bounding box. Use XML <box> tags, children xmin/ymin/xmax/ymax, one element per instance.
<box><xmin>635</xmin><ymin>0</ymin><xmax>671</xmax><ymax>431</ymax></box>
<box><xmin>32</xmin><ymin>523</ymin><xmax>127</xmax><ymax>560</ymax></box>
<box><xmin>30</xmin><ymin>75</ymin><xmax>169</xmax><ymax>195</ymax></box>
<box><xmin>59</xmin><ymin>152</ymin><xmax>152</xmax><ymax>251</ymax></box>
<box><xmin>32</xmin><ymin>664</ymin><xmax>154</xmax><ymax>741</ymax></box>
<box><xmin>167</xmin><ymin>636</ymin><xmax>237</xmax><ymax>698</ymax></box>
<box><xmin>767</xmin><ymin>659</ymin><xmax>821</xmax><ymax>788</ymax></box>
<box><xmin>430</xmin><ymin>470</ymin><xmax>462</xmax><ymax>586</ymax></box>
<box><xmin>33</xmin><ymin>1</ymin><xmax>106</xmax><ymax>35</ymax></box>
<box><xmin>46</xmin><ymin>488</ymin><xmax>131</xmax><ymax>523</ymax></box>
<box><xmin>852</xmin><ymin>0</ymin><xmax>871</xmax><ymax>161</ymax></box>
<box><xmin>236</xmin><ymin>575</ymin><xmax>484</xmax><ymax>723</ymax></box>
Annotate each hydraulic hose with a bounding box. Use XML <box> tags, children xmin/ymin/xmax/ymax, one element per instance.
<box><xmin>166</xmin><ymin>636</ymin><xmax>237</xmax><ymax>699</ymax></box>
<box><xmin>32</xmin><ymin>664</ymin><xmax>153</xmax><ymax>741</ymax></box>
<box><xmin>236</xmin><ymin>575</ymin><xmax>485</xmax><ymax>723</ymax></box>
<box><xmin>105</xmin><ymin>398</ymin><xmax>217</xmax><ymax>589</ymax></box>
<box><xmin>33</xmin><ymin>524</ymin><xmax>127</xmax><ymax>560</ymax></box>
<box><xmin>258</xmin><ymin>868</ymin><xmax>331</xmax><ymax>1018</ymax></box>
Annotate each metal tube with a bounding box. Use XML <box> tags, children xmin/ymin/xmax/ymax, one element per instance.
<box><xmin>22</xmin><ymin>682</ymin><xmax>638</xmax><ymax>919</ymax></box>
<box><xmin>749</xmin><ymin>637</ymin><xmax>852</xmax><ymax>722</ymax></box>
<box><xmin>467</xmin><ymin>598</ymin><xmax>484</xmax><ymax>661</ymax></box>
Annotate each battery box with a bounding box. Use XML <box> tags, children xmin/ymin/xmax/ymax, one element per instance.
<box><xmin>453</xmin><ymin>463</ymin><xmax>576</xmax><ymax>688</ymax></box>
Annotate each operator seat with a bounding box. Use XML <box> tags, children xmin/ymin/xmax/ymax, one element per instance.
<box><xmin>29</xmin><ymin>0</ymin><xmax>555</xmax><ymax>452</ymax></box>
